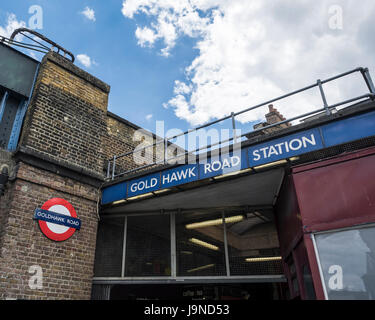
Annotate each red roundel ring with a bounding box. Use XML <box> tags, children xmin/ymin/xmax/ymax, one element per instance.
<box><xmin>38</xmin><ymin>198</ymin><xmax>78</xmax><ymax>242</ymax></box>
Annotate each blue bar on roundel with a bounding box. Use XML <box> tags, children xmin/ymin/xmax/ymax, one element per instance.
<box><xmin>34</xmin><ymin>208</ymin><xmax>81</xmax><ymax>230</ymax></box>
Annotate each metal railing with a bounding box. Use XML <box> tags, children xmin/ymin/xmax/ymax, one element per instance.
<box><xmin>106</xmin><ymin>67</ymin><xmax>375</xmax><ymax>180</ymax></box>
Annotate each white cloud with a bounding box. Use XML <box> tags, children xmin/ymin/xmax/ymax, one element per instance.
<box><xmin>81</xmin><ymin>7</ymin><xmax>96</xmax><ymax>22</ymax></box>
<box><xmin>0</xmin><ymin>13</ymin><xmax>26</xmax><ymax>41</ymax></box>
<box><xmin>76</xmin><ymin>54</ymin><xmax>92</xmax><ymax>68</ymax></box>
<box><xmin>173</xmin><ymin>80</ymin><xmax>191</xmax><ymax>95</ymax></box>
<box><xmin>135</xmin><ymin>26</ymin><xmax>158</xmax><ymax>47</ymax></box>
<box><xmin>122</xmin><ymin>0</ymin><xmax>375</xmax><ymax>126</ymax></box>
<box><xmin>146</xmin><ymin>114</ymin><xmax>153</xmax><ymax>121</ymax></box>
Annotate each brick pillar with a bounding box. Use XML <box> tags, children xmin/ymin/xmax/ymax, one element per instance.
<box><xmin>0</xmin><ymin>51</ymin><xmax>110</xmax><ymax>300</ymax></box>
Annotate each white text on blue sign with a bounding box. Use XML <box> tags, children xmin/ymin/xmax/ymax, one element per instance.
<box><xmin>248</xmin><ymin>129</ymin><xmax>323</xmax><ymax>166</ymax></box>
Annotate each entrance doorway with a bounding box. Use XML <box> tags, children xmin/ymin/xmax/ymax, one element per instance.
<box><xmin>93</xmin><ymin>207</ymin><xmax>288</xmax><ymax>300</ymax></box>
<box><xmin>109</xmin><ymin>282</ymin><xmax>288</xmax><ymax>300</ymax></box>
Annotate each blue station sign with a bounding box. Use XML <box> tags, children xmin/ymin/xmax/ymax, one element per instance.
<box><xmin>161</xmin><ymin>164</ymin><xmax>198</xmax><ymax>188</ymax></box>
<box><xmin>101</xmin><ymin>110</ymin><xmax>375</xmax><ymax>205</ymax></box>
<box><xmin>128</xmin><ymin>172</ymin><xmax>161</xmax><ymax>197</ymax></box>
<box><xmin>248</xmin><ymin>128</ymin><xmax>324</xmax><ymax>166</ymax></box>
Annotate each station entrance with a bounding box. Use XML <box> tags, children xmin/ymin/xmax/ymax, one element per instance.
<box><xmin>92</xmin><ymin>167</ymin><xmax>302</xmax><ymax>300</ymax></box>
<box><xmin>109</xmin><ymin>283</ymin><xmax>288</xmax><ymax>300</ymax></box>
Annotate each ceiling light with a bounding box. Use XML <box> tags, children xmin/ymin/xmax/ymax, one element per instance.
<box><xmin>154</xmin><ymin>188</ymin><xmax>171</xmax><ymax>194</ymax></box>
<box><xmin>253</xmin><ymin>160</ymin><xmax>287</xmax><ymax>170</ymax></box>
<box><xmin>111</xmin><ymin>199</ymin><xmax>127</xmax><ymax>205</ymax></box>
<box><xmin>185</xmin><ymin>215</ymin><xmax>244</xmax><ymax>229</ymax></box>
<box><xmin>180</xmin><ymin>251</ymin><xmax>193</xmax><ymax>255</ymax></box>
<box><xmin>126</xmin><ymin>192</ymin><xmax>154</xmax><ymax>201</ymax></box>
<box><xmin>245</xmin><ymin>256</ymin><xmax>282</xmax><ymax>262</ymax></box>
<box><xmin>189</xmin><ymin>238</ymin><xmax>219</xmax><ymax>251</ymax></box>
<box><xmin>187</xmin><ymin>264</ymin><xmax>215</xmax><ymax>273</ymax></box>
<box><xmin>213</xmin><ymin>168</ymin><xmax>252</xmax><ymax>180</ymax></box>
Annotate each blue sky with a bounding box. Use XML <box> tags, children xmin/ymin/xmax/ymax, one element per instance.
<box><xmin>1</xmin><ymin>1</ymin><xmax>375</xmax><ymax>147</ymax></box>
<box><xmin>0</xmin><ymin>0</ymin><xmax>201</xmax><ymax>134</ymax></box>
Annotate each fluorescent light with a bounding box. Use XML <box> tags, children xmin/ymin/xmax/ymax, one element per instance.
<box><xmin>126</xmin><ymin>192</ymin><xmax>154</xmax><ymax>201</ymax></box>
<box><xmin>185</xmin><ymin>215</ymin><xmax>244</xmax><ymax>229</ymax></box>
<box><xmin>111</xmin><ymin>199</ymin><xmax>127</xmax><ymax>205</ymax></box>
<box><xmin>187</xmin><ymin>264</ymin><xmax>215</xmax><ymax>273</ymax></box>
<box><xmin>189</xmin><ymin>238</ymin><xmax>219</xmax><ymax>251</ymax></box>
<box><xmin>213</xmin><ymin>168</ymin><xmax>252</xmax><ymax>180</ymax></box>
<box><xmin>180</xmin><ymin>251</ymin><xmax>193</xmax><ymax>255</ymax></box>
<box><xmin>253</xmin><ymin>160</ymin><xmax>287</xmax><ymax>170</ymax></box>
<box><xmin>245</xmin><ymin>256</ymin><xmax>282</xmax><ymax>262</ymax></box>
<box><xmin>153</xmin><ymin>188</ymin><xmax>171</xmax><ymax>194</ymax></box>
<box><xmin>289</xmin><ymin>156</ymin><xmax>300</xmax><ymax>161</ymax></box>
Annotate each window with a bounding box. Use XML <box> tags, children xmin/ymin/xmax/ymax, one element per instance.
<box><xmin>314</xmin><ymin>226</ymin><xmax>375</xmax><ymax>300</ymax></box>
<box><xmin>93</xmin><ymin>218</ymin><xmax>124</xmax><ymax>277</ymax></box>
<box><xmin>226</xmin><ymin>212</ymin><xmax>283</xmax><ymax>276</ymax></box>
<box><xmin>176</xmin><ymin>212</ymin><xmax>226</xmax><ymax>276</ymax></box>
<box><xmin>94</xmin><ymin>211</ymin><xmax>284</xmax><ymax>279</ymax></box>
<box><xmin>125</xmin><ymin>214</ymin><xmax>171</xmax><ymax>276</ymax></box>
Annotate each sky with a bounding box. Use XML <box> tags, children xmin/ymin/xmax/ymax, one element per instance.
<box><xmin>1</xmin><ymin>0</ymin><xmax>375</xmax><ymax>143</ymax></box>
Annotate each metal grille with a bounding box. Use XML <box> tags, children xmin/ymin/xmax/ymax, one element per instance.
<box><xmin>93</xmin><ymin>218</ymin><xmax>124</xmax><ymax>277</ymax></box>
<box><xmin>226</xmin><ymin>215</ymin><xmax>283</xmax><ymax>275</ymax></box>
<box><xmin>125</xmin><ymin>214</ymin><xmax>171</xmax><ymax>276</ymax></box>
<box><xmin>176</xmin><ymin>212</ymin><xmax>227</xmax><ymax>277</ymax></box>
<box><xmin>228</xmin><ymin>247</ymin><xmax>283</xmax><ymax>275</ymax></box>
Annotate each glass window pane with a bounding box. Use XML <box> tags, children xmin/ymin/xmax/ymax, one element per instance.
<box><xmin>94</xmin><ymin>218</ymin><xmax>124</xmax><ymax>277</ymax></box>
<box><xmin>125</xmin><ymin>214</ymin><xmax>171</xmax><ymax>276</ymax></box>
<box><xmin>315</xmin><ymin>227</ymin><xmax>375</xmax><ymax>300</ymax></box>
<box><xmin>176</xmin><ymin>212</ymin><xmax>226</xmax><ymax>276</ymax></box>
<box><xmin>226</xmin><ymin>212</ymin><xmax>283</xmax><ymax>275</ymax></box>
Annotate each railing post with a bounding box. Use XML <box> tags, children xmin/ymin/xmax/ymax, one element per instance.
<box><xmin>106</xmin><ymin>160</ymin><xmax>111</xmax><ymax>179</ymax></box>
<box><xmin>231</xmin><ymin>112</ymin><xmax>237</xmax><ymax>144</ymax></box>
<box><xmin>164</xmin><ymin>138</ymin><xmax>167</xmax><ymax>165</ymax></box>
<box><xmin>361</xmin><ymin>67</ymin><xmax>375</xmax><ymax>96</ymax></box>
<box><xmin>111</xmin><ymin>155</ymin><xmax>116</xmax><ymax>180</ymax></box>
<box><xmin>317</xmin><ymin>79</ymin><xmax>331</xmax><ymax>115</ymax></box>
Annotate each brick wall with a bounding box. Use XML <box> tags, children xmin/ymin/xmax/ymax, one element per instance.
<box><xmin>0</xmin><ymin>51</ymin><xmax>110</xmax><ymax>299</ymax></box>
<box><xmin>19</xmin><ymin>52</ymin><xmax>109</xmax><ymax>178</ymax></box>
<box><xmin>103</xmin><ymin>113</ymin><xmax>143</xmax><ymax>176</ymax></box>
<box><xmin>0</xmin><ymin>163</ymin><xmax>99</xmax><ymax>299</ymax></box>
<box><xmin>0</xmin><ymin>47</ymin><xmax>183</xmax><ymax>299</ymax></box>
<box><xmin>104</xmin><ymin>113</ymin><xmax>185</xmax><ymax>179</ymax></box>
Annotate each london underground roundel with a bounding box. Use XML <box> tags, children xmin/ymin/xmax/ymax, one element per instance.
<box><xmin>33</xmin><ymin>198</ymin><xmax>81</xmax><ymax>242</ymax></box>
